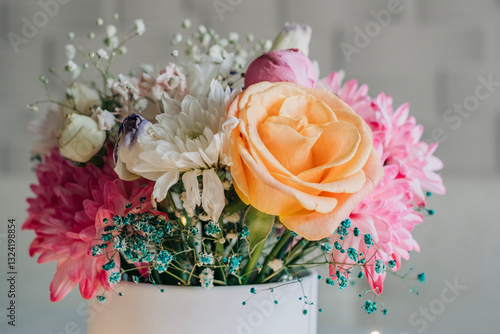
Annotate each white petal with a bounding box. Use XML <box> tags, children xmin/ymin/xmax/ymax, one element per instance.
<box><xmin>153</xmin><ymin>171</ymin><xmax>179</xmax><ymax>202</ymax></box>
<box><xmin>202</xmin><ymin>169</ymin><xmax>225</xmax><ymax>222</ymax></box>
<box><xmin>182</xmin><ymin>170</ymin><xmax>201</xmax><ymax>217</ymax></box>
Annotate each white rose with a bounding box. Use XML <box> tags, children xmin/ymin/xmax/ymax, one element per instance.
<box><xmin>59</xmin><ymin>114</ymin><xmax>106</xmax><ymax>162</ymax></box>
<box><xmin>271</xmin><ymin>22</ymin><xmax>312</xmax><ymax>56</ymax></box>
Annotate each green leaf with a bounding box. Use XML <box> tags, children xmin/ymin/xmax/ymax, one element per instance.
<box><xmin>244</xmin><ymin>206</ymin><xmax>274</xmax><ymax>257</ymax></box>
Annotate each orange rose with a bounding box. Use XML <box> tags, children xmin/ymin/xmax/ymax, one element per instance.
<box><xmin>227</xmin><ymin>82</ymin><xmax>384</xmax><ymax>240</ymax></box>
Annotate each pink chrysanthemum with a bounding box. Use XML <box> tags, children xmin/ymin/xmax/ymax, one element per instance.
<box><xmin>23</xmin><ymin>148</ymin><xmax>155</xmax><ymax>302</ymax></box>
<box><xmin>322</xmin><ymin>72</ymin><xmax>445</xmax><ymax>293</ymax></box>
<box><xmin>370</xmin><ymin>93</ymin><xmax>446</xmax><ymax>205</ymax></box>
<box><xmin>328</xmin><ymin>165</ymin><xmax>423</xmax><ymax>293</ymax></box>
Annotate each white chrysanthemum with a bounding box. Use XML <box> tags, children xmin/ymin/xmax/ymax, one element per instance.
<box><xmin>119</xmin><ymin>80</ymin><xmax>239</xmax><ymax>222</ymax></box>
<box><xmin>185</xmin><ymin>54</ymin><xmax>236</xmax><ymax>98</ymax></box>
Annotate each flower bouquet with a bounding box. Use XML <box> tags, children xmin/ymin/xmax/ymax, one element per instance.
<box><xmin>24</xmin><ymin>16</ymin><xmax>445</xmax><ymax>333</ymax></box>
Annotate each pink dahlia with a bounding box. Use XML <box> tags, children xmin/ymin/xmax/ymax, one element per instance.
<box><xmin>23</xmin><ymin>148</ymin><xmax>155</xmax><ymax>302</ymax></box>
<box><xmin>322</xmin><ymin>72</ymin><xmax>445</xmax><ymax>293</ymax></box>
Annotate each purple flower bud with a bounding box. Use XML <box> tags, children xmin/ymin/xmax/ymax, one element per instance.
<box><xmin>114</xmin><ymin>114</ymin><xmax>150</xmax><ymax>164</ymax></box>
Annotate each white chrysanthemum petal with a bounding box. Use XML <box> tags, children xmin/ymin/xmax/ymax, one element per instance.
<box><xmin>182</xmin><ymin>152</ymin><xmax>206</xmax><ymax>167</ymax></box>
<box><xmin>153</xmin><ymin>172</ymin><xmax>179</xmax><ymax>202</ymax></box>
<box><xmin>182</xmin><ymin>170</ymin><xmax>201</xmax><ymax>217</ymax></box>
<box><xmin>198</xmin><ymin>147</ymin><xmax>214</xmax><ymax>167</ymax></box>
<box><xmin>202</xmin><ymin>169</ymin><xmax>225</xmax><ymax>222</ymax></box>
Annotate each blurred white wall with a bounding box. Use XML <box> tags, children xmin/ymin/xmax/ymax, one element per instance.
<box><xmin>0</xmin><ymin>0</ymin><xmax>499</xmax><ymax>333</ymax></box>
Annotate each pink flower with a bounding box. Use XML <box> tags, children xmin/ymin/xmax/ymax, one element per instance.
<box><xmin>244</xmin><ymin>49</ymin><xmax>316</xmax><ymax>88</ymax></box>
<box><xmin>108</xmin><ymin>74</ymin><xmax>140</xmax><ymax>102</ymax></box>
<box><xmin>369</xmin><ymin>94</ymin><xmax>446</xmax><ymax>205</ymax></box>
<box><xmin>23</xmin><ymin>148</ymin><xmax>155</xmax><ymax>302</ymax></box>
<box><xmin>138</xmin><ymin>72</ymin><xmax>156</xmax><ymax>98</ymax></box>
<box><xmin>156</xmin><ymin>63</ymin><xmax>187</xmax><ymax>100</ymax></box>
<box><xmin>322</xmin><ymin>72</ymin><xmax>445</xmax><ymax>293</ymax></box>
<box><xmin>321</xmin><ymin>72</ymin><xmax>445</xmax><ymax>204</ymax></box>
<box><xmin>329</xmin><ymin>165</ymin><xmax>423</xmax><ymax>294</ymax></box>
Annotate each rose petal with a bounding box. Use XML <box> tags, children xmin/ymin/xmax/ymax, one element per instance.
<box><xmin>280</xmin><ymin>148</ymin><xmax>384</xmax><ymax>240</ymax></box>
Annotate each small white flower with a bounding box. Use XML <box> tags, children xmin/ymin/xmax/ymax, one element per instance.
<box><xmin>94</xmin><ymin>107</ymin><xmax>115</xmax><ymax>131</ymax></box>
<box><xmin>134</xmin><ymin>19</ymin><xmax>146</xmax><ymax>36</ymax></box>
<box><xmin>141</xmin><ymin>63</ymin><xmax>155</xmax><ymax>74</ymax></box>
<box><xmin>199</xmin><ymin>268</ymin><xmax>214</xmax><ymax>289</ymax></box>
<box><xmin>218</xmin><ymin>38</ymin><xmax>228</xmax><ymax>47</ymax></box>
<box><xmin>97</xmin><ymin>48</ymin><xmax>109</xmax><ymax>59</ymax></box>
<box><xmin>171</xmin><ymin>33</ymin><xmax>182</xmax><ymax>45</ymax></box>
<box><xmin>134</xmin><ymin>98</ymin><xmax>148</xmax><ymax>111</ymax></box>
<box><xmin>27</xmin><ymin>103</ymin><xmax>39</xmax><ymax>112</ymax></box>
<box><xmin>263</xmin><ymin>39</ymin><xmax>272</xmax><ymax>51</ymax></box>
<box><xmin>268</xmin><ymin>259</ymin><xmax>284</xmax><ymax>272</ymax></box>
<box><xmin>182</xmin><ymin>19</ymin><xmax>192</xmax><ymax>29</ymax></box>
<box><xmin>65</xmin><ymin>61</ymin><xmax>81</xmax><ymax>80</ymax></box>
<box><xmin>201</xmin><ymin>34</ymin><xmax>211</xmax><ymax>48</ymax></box>
<box><xmin>108</xmin><ymin>36</ymin><xmax>119</xmax><ymax>49</ymax></box>
<box><xmin>65</xmin><ymin>60</ymin><xmax>78</xmax><ymax>72</ymax></box>
<box><xmin>198</xmin><ymin>25</ymin><xmax>207</xmax><ymax>34</ymax></box>
<box><xmin>209</xmin><ymin>45</ymin><xmax>224</xmax><ymax>63</ymax></box>
<box><xmin>65</xmin><ymin>44</ymin><xmax>76</xmax><ymax>60</ymax></box>
<box><xmin>221</xmin><ymin>180</ymin><xmax>231</xmax><ymax>190</ymax></box>
<box><xmin>106</xmin><ymin>25</ymin><xmax>117</xmax><ymax>37</ymax></box>
<box><xmin>226</xmin><ymin>231</ymin><xmax>238</xmax><ymax>240</ymax></box>
<box><xmin>228</xmin><ymin>32</ymin><xmax>239</xmax><ymax>44</ymax></box>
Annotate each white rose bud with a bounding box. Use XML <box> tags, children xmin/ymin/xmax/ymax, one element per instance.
<box><xmin>59</xmin><ymin>114</ymin><xmax>106</xmax><ymax>162</ymax></box>
<box><xmin>65</xmin><ymin>83</ymin><xmax>101</xmax><ymax>115</ymax></box>
<box><xmin>271</xmin><ymin>22</ymin><xmax>312</xmax><ymax>56</ymax></box>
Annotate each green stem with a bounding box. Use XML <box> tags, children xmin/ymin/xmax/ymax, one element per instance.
<box><xmin>287</xmin><ymin>244</ymin><xmax>318</xmax><ymax>266</ymax></box>
<box><xmin>151</xmin><ymin>269</ymin><xmax>164</xmax><ymax>285</ymax></box>
<box><xmin>286</xmin><ymin>239</ymin><xmax>310</xmax><ymax>262</ymax></box>
<box><xmin>255</xmin><ymin>233</ymin><xmax>292</xmax><ymax>284</ymax></box>
<box><xmin>241</xmin><ymin>241</ymin><xmax>265</xmax><ymax>283</ymax></box>
<box><xmin>215</xmin><ymin>218</ymin><xmax>226</xmax><ymax>283</ymax></box>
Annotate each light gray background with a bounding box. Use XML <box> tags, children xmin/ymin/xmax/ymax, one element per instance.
<box><xmin>0</xmin><ymin>0</ymin><xmax>499</xmax><ymax>333</ymax></box>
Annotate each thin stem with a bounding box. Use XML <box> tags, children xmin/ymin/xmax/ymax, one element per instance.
<box><xmin>241</xmin><ymin>241</ymin><xmax>265</xmax><ymax>283</ymax></box>
<box><xmin>151</xmin><ymin>269</ymin><xmax>164</xmax><ymax>285</ymax></box>
<box><xmin>255</xmin><ymin>233</ymin><xmax>292</xmax><ymax>284</ymax></box>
